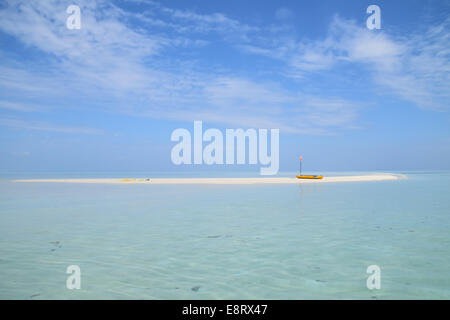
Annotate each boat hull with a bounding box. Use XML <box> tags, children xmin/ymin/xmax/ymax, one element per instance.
<box><xmin>296</xmin><ymin>175</ymin><xmax>323</xmax><ymax>179</ymax></box>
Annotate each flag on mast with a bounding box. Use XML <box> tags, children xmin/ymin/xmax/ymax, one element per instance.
<box><xmin>299</xmin><ymin>156</ymin><xmax>302</xmax><ymax>175</ymax></box>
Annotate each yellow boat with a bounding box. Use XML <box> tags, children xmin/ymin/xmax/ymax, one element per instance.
<box><xmin>296</xmin><ymin>175</ymin><xmax>323</xmax><ymax>179</ymax></box>
<box><xmin>297</xmin><ymin>156</ymin><xmax>323</xmax><ymax>179</ymax></box>
<box><xmin>120</xmin><ymin>178</ymin><xmax>136</xmax><ymax>182</ymax></box>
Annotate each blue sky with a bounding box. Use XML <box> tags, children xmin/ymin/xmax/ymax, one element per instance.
<box><xmin>0</xmin><ymin>0</ymin><xmax>449</xmax><ymax>173</ymax></box>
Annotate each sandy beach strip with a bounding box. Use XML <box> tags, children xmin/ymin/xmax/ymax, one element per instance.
<box><xmin>13</xmin><ymin>174</ymin><xmax>405</xmax><ymax>185</ymax></box>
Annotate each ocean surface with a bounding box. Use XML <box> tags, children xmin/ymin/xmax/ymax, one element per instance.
<box><xmin>0</xmin><ymin>171</ymin><xmax>449</xmax><ymax>299</ymax></box>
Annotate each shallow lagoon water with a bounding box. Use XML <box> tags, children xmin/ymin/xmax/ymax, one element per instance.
<box><xmin>0</xmin><ymin>172</ymin><xmax>449</xmax><ymax>299</ymax></box>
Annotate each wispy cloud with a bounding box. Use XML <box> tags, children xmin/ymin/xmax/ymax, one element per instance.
<box><xmin>242</xmin><ymin>15</ymin><xmax>450</xmax><ymax>110</ymax></box>
<box><xmin>0</xmin><ymin>100</ymin><xmax>46</xmax><ymax>112</ymax></box>
<box><xmin>0</xmin><ymin>118</ymin><xmax>103</xmax><ymax>135</ymax></box>
<box><xmin>0</xmin><ymin>0</ymin><xmax>362</xmax><ymax>134</ymax></box>
<box><xmin>0</xmin><ymin>0</ymin><xmax>447</xmax><ymax>138</ymax></box>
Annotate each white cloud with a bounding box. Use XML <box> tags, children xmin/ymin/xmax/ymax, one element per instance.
<box><xmin>199</xmin><ymin>77</ymin><xmax>360</xmax><ymax>134</ymax></box>
<box><xmin>3</xmin><ymin>1</ymin><xmax>445</xmax><ymax>137</ymax></box>
<box><xmin>0</xmin><ymin>100</ymin><xmax>47</xmax><ymax>112</ymax></box>
<box><xmin>0</xmin><ymin>118</ymin><xmax>103</xmax><ymax>134</ymax></box>
<box><xmin>0</xmin><ymin>0</ymin><xmax>363</xmax><ymax>135</ymax></box>
<box><xmin>242</xmin><ymin>15</ymin><xmax>450</xmax><ymax>110</ymax></box>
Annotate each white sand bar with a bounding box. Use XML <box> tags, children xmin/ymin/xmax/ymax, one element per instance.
<box><xmin>14</xmin><ymin>174</ymin><xmax>405</xmax><ymax>185</ymax></box>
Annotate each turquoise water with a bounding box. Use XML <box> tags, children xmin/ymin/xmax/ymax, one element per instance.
<box><xmin>0</xmin><ymin>172</ymin><xmax>449</xmax><ymax>299</ymax></box>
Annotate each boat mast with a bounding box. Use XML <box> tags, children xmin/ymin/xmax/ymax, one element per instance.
<box><xmin>299</xmin><ymin>155</ymin><xmax>302</xmax><ymax>175</ymax></box>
